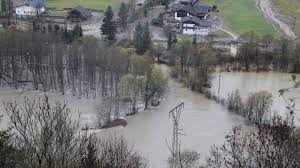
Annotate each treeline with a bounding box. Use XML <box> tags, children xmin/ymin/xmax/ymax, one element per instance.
<box><xmin>235</xmin><ymin>31</ymin><xmax>300</xmax><ymax>73</ymax></box>
<box><xmin>0</xmin><ymin>96</ymin><xmax>147</xmax><ymax>168</ymax></box>
<box><xmin>167</xmin><ymin>39</ymin><xmax>218</xmax><ymax>92</ymax></box>
<box><xmin>226</xmin><ymin>90</ymin><xmax>273</xmax><ymax>124</ymax></box>
<box><xmin>0</xmin><ymin>30</ymin><xmax>167</xmax><ymax>118</ymax></box>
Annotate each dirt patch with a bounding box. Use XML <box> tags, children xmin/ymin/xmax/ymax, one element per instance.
<box><xmin>68</xmin><ymin>12</ymin><xmax>104</xmax><ymax>39</ymax></box>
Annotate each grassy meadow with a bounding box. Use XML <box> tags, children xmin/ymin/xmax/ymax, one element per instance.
<box><xmin>45</xmin><ymin>0</ymin><xmax>125</xmax><ymax>12</ymax></box>
<box><xmin>273</xmin><ymin>0</ymin><xmax>300</xmax><ymax>36</ymax></box>
<box><xmin>203</xmin><ymin>0</ymin><xmax>281</xmax><ymax>37</ymax></box>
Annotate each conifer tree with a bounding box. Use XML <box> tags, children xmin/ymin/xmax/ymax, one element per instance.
<box><xmin>101</xmin><ymin>6</ymin><xmax>117</xmax><ymax>44</ymax></box>
<box><xmin>73</xmin><ymin>24</ymin><xmax>83</xmax><ymax>39</ymax></box>
<box><xmin>134</xmin><ymin>22</ymin><xmax>143</xmax><ymax>55</ymax></box>
<box><xmin>118</xmin><ymin>2</ymin><xmax>128</xmax><ymax>29</ymax></box>
<box><xmin>142</xmin><ymin>22</ymin><xmax>151</xmax><ymax>52</ymax></box>
<box><xmin>167</xmin><ymin>32</ymin><xmax>172</xmax><ymax>50</ymax></box>
<box><xmin>134</xmin><ymin>22</ymin><xmax>152</xmax><ymax>55</ymax></box>
<box><xmin>1</xmin><ymin>0</ymin><xmax>12</xmax><ymax>16</ymax></box>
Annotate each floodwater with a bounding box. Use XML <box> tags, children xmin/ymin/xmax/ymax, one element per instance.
<box><xmin>99</xmin><ymin>68</ymin><xmax>300</xmax><ymax>168</ymax></box>
<box><xmin>0</xmin><ymin>66</ymin><xmax>299</xmax><ymax>168</ymax></box>
<box><xmin>211</xmin><ymin>72</ymin><xmax>300</xmax><ymax>118</ymax></box>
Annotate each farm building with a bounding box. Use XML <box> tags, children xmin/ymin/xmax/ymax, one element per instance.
<box><xmin>181</xmin><ymin>16</ymin><xmax>212</xmax><ymax>36</ymax></box>
<box><xmin>173</xmin><ymin>0</ymin><xmax>210</xmax><ymax>21</ymax></box>
<box><xmin>67</xmin><ymin>6</ymin><xmax>92</xmax><ymax>22</ymax></box>
<box><xmin>15</xmin><ymin>0</ymin><xmax>45</xmax><ymax>17</ymax></box>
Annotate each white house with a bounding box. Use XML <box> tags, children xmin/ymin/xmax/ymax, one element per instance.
<box><xmin>15</xmin><ymin>0</ymin><xmax>45</xmax><ymax>17</ymax></box>
<box><xmin>181</xmin><ymin>16</ymin><xmax>212</xmax><ymax>36</ymax></box>
<box><xmin>230</xmin><ymin>41</ymin><xmax>238</xmax><ymax>56</ymax></box>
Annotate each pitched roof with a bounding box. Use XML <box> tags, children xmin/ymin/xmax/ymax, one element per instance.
<box><xmin>181</xmin><ymin>16</ymin><xmax>212</xmax><ymax>27</ymax></box>
<box><xmin>68</xmin><ymin>6</ymin><xmax>92</xmax><ymax>18</ymax></box>
<box><xmin>173</xmin><ymin>4</ymin><xmax>195</xmax><ymax>14</ymax></box>
<box><xmin>192</xmin><ymin>4</ymin><xmax>210</xmax><ymax>14</ymax></box>
<box><xmin>12</xmin><ymin>0</ymin><xmax>25</xmax><ymax>7</ymax></box>
<box><xmin>16</xmin><ymin>0</ymin><xmax>44</xmax><ymax>8</ymax></box>
<box><xmin>173</xmin><ymin>3</ymin><xmax>210</xmax><ymax>15</ymax></box>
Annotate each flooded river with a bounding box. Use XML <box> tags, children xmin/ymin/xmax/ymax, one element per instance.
<box><xmin>99</xmin><ymin>68</ymin><xmax>300</xmax><ymax>168</ymax></box>
<box><xmin>0</xmin><ymin>66</ymin><xmax>299</xmax><ymax>168</ymax></box>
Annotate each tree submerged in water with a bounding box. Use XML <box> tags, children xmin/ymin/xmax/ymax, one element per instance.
<box><xmin>207</xmin><ymin>75</ymin><xmax>300</xmax><ymax>168</ymax></box>
<box><xmin>1</xmin><ymin>95</ymin><xmax>148</xmax><ymax>168</ymax></box>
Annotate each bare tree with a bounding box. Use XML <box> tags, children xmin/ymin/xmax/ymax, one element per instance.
<box><xmin>98</xmin><ymin>134</ymin><xmax>148</xmax><ymax>168</ymax></box>
<box><xmin>4</xmin><ymin>95</ymin><xmax>85</xmax><ymax>168</ymax></box>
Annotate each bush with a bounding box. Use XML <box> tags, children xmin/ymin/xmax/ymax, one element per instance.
<box><xmin>227</xmin><ymin>90</ymin><xmax>243</xmax><ymax>114</ymax></box>
<box><xmin>243</xmin><ymin>91</ymin><xmax>273</xmax><ymax>124</ymax></box>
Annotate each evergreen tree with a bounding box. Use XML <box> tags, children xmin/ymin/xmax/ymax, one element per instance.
<box><xmin>161</xmin><ymin>0</ymin><xmax>170</xmax><ymax>9</ymax></box>
<box><xmin>134</xmin><ymin>22</ymin><xmax>144</xmax><ymax>55</ymax></box>
<box><xmin>1</xmin><ymin>0</ymin><xmax>12</xmax><ymax>16</ymax></box>
<box><xmin>1</xmin><ymin>0</ymin><xmax>5</xmax><ymax>16</ymax></box>
<box><xmin>142</xmin><ymin>22</ymin><xmax>151</xmax><ymax>52</ymax></box>
<box><xmin>193</xmin><ymin>35</ymin><xmax>197</xmax><ymax>44</ymax></box>
<box><xmin>118</xmin><ymin>2</ymin><xmax>128</xmax><ymax>29</ymax></box>
<box><xmin>72</xmin><ymin>24</ymin><xmax>83</xmax><ymax>39</ymax></box>
<box><xmin>134</xmin><ymin>22</ymin><xmax>152</xmax><ymax>55</ymax></box>
<box><xmin>173</xmin><ymin>34</ymin><xmax>177</xmax><ymax>43</ymax></box>
<box><xmin>100</xmin><ymin>6</ymin><xmax>117</xmax><ymax>44</ymax></box>
<box><xmin>167</xmin><ymin>32</ymin><xmax>172</xmax><ymax>50</ymax></box>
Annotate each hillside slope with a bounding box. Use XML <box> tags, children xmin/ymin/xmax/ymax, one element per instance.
<box><xmin>273</xmin><ymin>0</ymin><xmax>300</xmax><ymax>37</ymax></box>
<box><xmin>203</xmin><ymin>0</ymin><xmax>281</xmax><ymax>37</ymax></box>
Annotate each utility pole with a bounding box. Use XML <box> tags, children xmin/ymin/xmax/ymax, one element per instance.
<box><xmin>169</xmin><ymin>102</ymin><xmax>184</xmax><ymax>168</ymax></box>
<box><xmin>218</xmin><ymin>69</ymin><xmax>221</xmax><ymax>95</ymax></box>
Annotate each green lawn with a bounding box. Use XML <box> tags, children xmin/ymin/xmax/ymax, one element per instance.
<box><xmin>48</xmin><ymin>10</ymin><xmax>68</xmax><ymax>17</ymax></box>
<box><xmin>45</xmin><ymin>0</ymin><xmax>125</xmax><ymax>12</ymax></box>
<box><xmin>274</xmin><ymin>0</ymin><xmax>300</xmax><ymax>36</ymax></box>
<box><xmin>203</xmin><ymin>0</ymin><xmax>281</xmax><ymax>37</ymax></box>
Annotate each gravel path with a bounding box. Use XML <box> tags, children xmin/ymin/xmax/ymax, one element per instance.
<box><xmin>215</xmin><ymin>26</ymin><xmax>238</xmax><ymax>40</ymax></box>
<box><xmin>256</xmin><ymin>0</ymin><xmax>297</xmax><ymax>39</ymax></box>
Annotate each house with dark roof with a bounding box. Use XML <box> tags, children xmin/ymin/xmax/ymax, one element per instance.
<box><xmin>173</xmin><ymin>0</ymin><xmax>211</xmax><ymax>21</ymax></box>
<box><xmin>181</xmin><ymin>15</ymin><xmax>212</xmax><ymax>35</ymax></box>
<box><xmin>15</xmin><ymin>0</ymin><xmax>45</xmax><ymax>17</ymax></box>
<box><xmin>67</xmin><ymin>6</ymin><xmax>92</xmax><ymax>22</ymax></box>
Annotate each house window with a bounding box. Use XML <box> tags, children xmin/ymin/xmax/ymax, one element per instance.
<box><xmin>177</xmin><ymin>11</ymin><xmax>187</xmax><ymax>17</ymax></box>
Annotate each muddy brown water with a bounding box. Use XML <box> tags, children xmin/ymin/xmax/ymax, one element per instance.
<box><xmin>0</xmin><ymin>66</ymin><xmax>299</xmax><ymax>168</ymax></box>
<box><xmin>99</xmin><ymin>67</ymin><xmax>300</xmax><ymax>168</ymax></box>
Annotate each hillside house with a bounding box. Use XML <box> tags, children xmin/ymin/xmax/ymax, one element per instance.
<box><xmin>67</xmin><ymin>6</ymin><xmax>92</xmax><ymax>22</ymax></box>
<box><xmin>181</xmin><ymin>16</ymin><xmax>212</xmax><ymax>35</ymax></box>
<box><xmin>173</xmin><ymin>0</ymin><xmax>210</xmax><ymax>21</ymax></box>
<box><xmin>15</xmin><ymin>0</ymin><xmax>45</xmax><ymax>18</ymax></box>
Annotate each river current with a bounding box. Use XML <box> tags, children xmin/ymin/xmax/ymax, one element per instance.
<box><xmin>0</xmin><ymin>65</ymin><xmax>299</xmax><ymax>168</ymax></box>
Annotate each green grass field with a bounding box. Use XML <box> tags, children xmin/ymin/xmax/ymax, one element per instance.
<box><xmin>274</xmin><ymin>0</ymin><xmax>300</xmax><ymax>36</ymax></box>
<box><xmin>203</xmin><ymin>0</ymin><xmax>281</xmax><ymax>37</ymax></box>
<box><xmin>45</xmin><ymin>0</ymin><xmax>125</xmax><ymax>12</ymax></box>
<box><xmin>48</xmin><ymin>10</ymin><xmax>68</xmax><ymax>17</ymax></box>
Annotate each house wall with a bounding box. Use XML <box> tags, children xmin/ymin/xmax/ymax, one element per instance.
<box><xmin>39</xmin><ymin>6</ymin><xmax>45</xmax><ymax>14</ymax></box>
<box><xmin>175</xmin><ymin>11</ymin><xmax>190</xmax><ymax>21</ymax></box>
<box><xmin>182</xmin><ymin>23</ymin><xmax>211</xmax><ymax>36</ymax></box>
<box><xmin>16</xmin><ymin>5</ymin><xmax>45</xmax><ymax>17</ymax></box>
<box><xmin>230</xmin><ymin>43</ymin><xmax>238</xmax><ymax>57</ymax></box>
